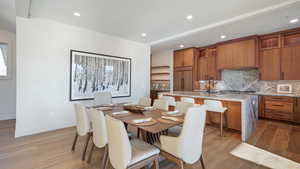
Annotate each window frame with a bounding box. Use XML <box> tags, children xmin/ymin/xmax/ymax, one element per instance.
<box><xmin>0</xmin><ymin>42</ymin><xmax>10</xmax><ymax>79</ymax></box>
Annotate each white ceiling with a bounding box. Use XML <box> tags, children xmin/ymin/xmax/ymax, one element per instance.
<box><xmin>14</xmin><ymin>0</ymin><xmax>300</xmax><ymax>52</ymax></box>
<box><xmin>0</xmin><ymin>0</ymin><xmax>16</xmax><ymax>32</ymax></box>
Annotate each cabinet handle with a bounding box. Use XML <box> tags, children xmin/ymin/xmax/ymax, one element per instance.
<box><xmin>182</xmin><ymin>78</ymin><xmax>184</xmax><ymax>90</ymax></box>
<box><xmin>281</xmin><ymin>72</ymin><xmax>285</xmax><ymax>80</ymax></box>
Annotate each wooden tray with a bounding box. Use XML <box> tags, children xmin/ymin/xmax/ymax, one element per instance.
<box><xmin>133</xmin><ymin>119</ymin><xmax>157</xmax><ymax>126</ymax></box>
<box><xmin>157</xmin><ymin>117</ymin><xmax>184</xmax><ymax>124</ymax></box>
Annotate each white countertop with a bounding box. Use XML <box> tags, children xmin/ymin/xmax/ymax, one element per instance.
<box><xmin>161</xmin><ymin>91</ymin><xmax>253</xmax><ymax>102</ymax></box>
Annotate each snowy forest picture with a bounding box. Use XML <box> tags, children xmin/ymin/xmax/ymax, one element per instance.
<box><xmin>70</xmin><ymin>50</ymin><xmax>131</xmax><ymax>101</ymax></box>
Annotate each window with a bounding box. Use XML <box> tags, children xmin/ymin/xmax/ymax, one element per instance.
<box><xmin>0</xmin><ymin>43</ymin><xmax>8</xmax><ymax>78</ymax></box>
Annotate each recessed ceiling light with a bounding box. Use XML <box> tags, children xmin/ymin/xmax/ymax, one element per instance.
<box><xmin>141</xmin><ymin>33</ymin><xmax>147</xmax><ymax>37</ymax></box>
<box><xmin>180</xmin><ymin>44</ymin><xmax>185</xmax><ymax>48</ymax></box>
<box><xmin>220</xmin><ymin>35</ymin><xmax>226</xmax><ymax>39</ymax></box>
<box><xmin>290</xmin><ymin>18</ymin><xmax>299</xmax><ymax>23</ymax></box>
<box><xmin>73</xmin><ymin>12</ymin><xmax>81</xmax><ymax>16</ymax></box>
<box><xmin>186</xmin><ymin>15</ymin><xmax>193</xmax><ymax>20</ymax></box>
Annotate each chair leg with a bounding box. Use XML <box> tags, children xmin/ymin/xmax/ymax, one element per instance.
<box><xmin>153</xmin><ymin>156</ymin><xmax>159</xmax><ymax>169</ymax></box>
<box><xmin>220</xmin><ymin>113</ymin><xmax>223</xmax><ymax>137</ymax></box>
<box><xmin>200</xmin><ymin>155</ymin><xmax>205</xmax><ymax>169</ymax></box>
<box><xmin>82</xmin><ymin>133</ymin><xmax>91</xmax><ymax>161</ymax></box>
<box><xmin>178</xmin><ymin>160</ymin><xmax>184</xmax><ymax>169</ymax></box>
<box><xmin>102</xmin><ymin>145</ymin><xmax>109</xmax><ymax>169</ymax></box>
<box><xmin>87</xmin><ymin>143</ymin><xmax>95</xmax><ymax>163</ymax></box>
<box><xmin>71</xmin><ymin>133</ymin><xmax>78</xmax><ymax>151</ymax></box>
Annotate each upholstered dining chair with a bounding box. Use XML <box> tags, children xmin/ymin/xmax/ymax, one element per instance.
<box><xmin>167</xmin><ymin>102</ymin><xmax>194</xmax><ymax>136</ymax></box>
<box><xmin>138</xmin><ymin>97</ymin><xmax>151</xmax><ymax>107</ymax></box>
<box><xmin>72</xmin><ymin>104</ymin><xmax>92</xmax><ymax>161</ymax></box>
<box><xmin>156</xmin><ymin>105</ymin><xmax>207</xmax><ymax>169</ymax></box>
<box><xmin>204</xmin><ymin>100</ymin><xmax>228</xmax><ymax>137</ymax></box>
<box><xmin>87</xmin><ymin>108</ymin><xmax>108</xmax><ymax>168</ymax></box>
<box><xmin>181</xmin><ymin>97</ymin><xmax>195</xmax><ymax>104</ymax></box>
<box><xmin>106</xmin><ymin>115</ymin><xmax>160</xmax><ymax>169</ymax></box>
<box><xmin>153</xmin><ymin>99</ymin><xmax>169</xmax><ymax>111</ymax></box>
<box><xmin>94</xmin><ymin>92</ymin><xmax>112</xmax><ymax>105</ymax></box>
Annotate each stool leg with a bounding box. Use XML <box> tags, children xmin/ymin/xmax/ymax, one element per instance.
<box><xmin>220</xmin><ymin>113</ymin><xmax>223</xmax><ymax>137</ymax></box>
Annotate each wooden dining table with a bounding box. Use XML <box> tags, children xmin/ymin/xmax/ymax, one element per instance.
<box><xmin>95</xmin><ymin>104</ymin><xmax>184</xmax><ymax>144</ymax></box>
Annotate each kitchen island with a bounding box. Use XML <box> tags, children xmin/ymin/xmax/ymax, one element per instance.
<box><xmin>160</xmin><ymin>91</ymin><xmax>258</xmax><ymax>142</ymax></box>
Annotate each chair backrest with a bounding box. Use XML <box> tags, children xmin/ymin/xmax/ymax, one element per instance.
<box><xmin>89</xmin><ymin>109</ymin><xmax>108</xmax><ymax>148</ymax></box>
<box><xmin>178</xmin><ymin>105</ymin><xmax>207</xmax><ymax>164</ymax></box>
<box><xmin>181</xmin><ymin>97</ymin><xmax>195</xmax><ymax>104</ymax></box>
<box><xmin>138</xmin><ymin>97</ymin><xmax>151</xmax><ymax>107</ymax></box>
<box><xmin>74</xmin><ymin>104</ymin><xmax>90</xmax><ymax>136</ymax></box>
<box><xmin>153</xmin><ymin>99</ymin><xmax>169</xmax><ymax>111</ymax></box>
<box><xmin>204</xmin><ymin>100</ymin><xmax>225</xmax><ymax>112</ymax></box>
<box><xmin>106</xmin><ymin>115</ymin><xmax>131</xmax><ymax>169</ymax></box>
<box><xmin>161</xmin><ymin>96</ymin><xmax>176</xmax><ymax>106</ymax></box>
<box><xmin>175</xmin><ymin>102</ymin><xmax>194</xmax><ymax>113</ymax></box>
<box><xmin>94</xmin><ymin>92</ymin><xmax>112</xmax><ymax>105</ymax></box>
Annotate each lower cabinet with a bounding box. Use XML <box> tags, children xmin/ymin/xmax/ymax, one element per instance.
<box><xmin>259</xmin><ymin>96</ymin><xmax>300</xmax><ymax>123</ymax></box>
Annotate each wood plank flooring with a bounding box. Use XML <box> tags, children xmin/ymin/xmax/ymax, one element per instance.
<box><xmin>0</xmin><ymin>119</ymin><xmax>299</xmax><ymax>169</ymax></box>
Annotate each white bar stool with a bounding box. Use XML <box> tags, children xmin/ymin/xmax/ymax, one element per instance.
<box><xmin>204</xmin><ymin>100</ymin><xmax>228</xmax><ymax>137</ymax></box>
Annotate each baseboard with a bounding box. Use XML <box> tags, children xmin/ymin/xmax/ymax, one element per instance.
<box><xmin>0</xmin><ymin>113</ymin><xmax>16</xmax><ymax>120</ymax></box>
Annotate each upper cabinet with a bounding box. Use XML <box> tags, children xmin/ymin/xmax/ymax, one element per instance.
<box><xmin>197</xmin><ymin>47</ymin><xmax>218</xmax><ymax>80</ymax></box>
<box><xmin>217</xmin><ymin>38</ymin><xmax>258</xmax><ymax>70</ymax></box>
<box><xmin>281</xmin><ymin>32</ymin><xmax>300</xmax><ymax>80</ymax></box>
<box><xmin>259</xmin><ymin>35</ymin><xmax>281</xmax><ymax>80</ymax></box>
<box><xmin>174</xmin><ymin>48</ymin><xmax>196</xmax><ymax>68</ymax></box>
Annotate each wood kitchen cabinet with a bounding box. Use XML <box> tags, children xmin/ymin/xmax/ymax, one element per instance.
<box><xmin>281</xmin><ymin>45</ymin><xmax>300</xmax><ymax>80</ymax></box>
<box><xmin>259</xmin><ymin>48</ymin><xmax>281</xmax><ymax>80</ymax></box>
<box><xmin>217</xmin><ymin>38</ymin><xmax>258</xmax><ymax>70</ymax></box>
<box><xmin>294</xmin><ymin>98</ymin><xmax>300</xmax><ymax>123</ymax></box>
<box><xmin>197</xmin><ymin>48</ymin><xmax>218</xmax><ymax>80</ymax></box>
<box><xmin>174</xmin><ymin>48</ymin><xmax>196</xmax><ymax>68</ymax></box>
<box><xmin>173</xmin><ymin>70</ymin><xmax>193</xmax><ymax>91</ymax></box>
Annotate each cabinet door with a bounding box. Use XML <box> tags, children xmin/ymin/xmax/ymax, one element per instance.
<box><xmin>173</xmin><ymin>71</ymin><xmax>183</xmax><ymax>91</ymax></box>
<box><xmin>198</xmin><ymin>56</ymin><xmax>208</xmax><ymax>80</ymax></box>
<box><xmin>207</xmin><ymin>48</ymin><xmax>218</xmax><ymax>79</ymax></box>
<box><xmin>174</xmin><ymin>50</ymin><xmax>184</xmax><ymax>68</ymax></box>
<box><xmin>281</xmin><ymin>46</ymin><xmax>300</xmax><ymax>80</ymax></box>
<box><xmin>224</xmin><ymin>101</ymin><xmax>241</xmax><ymax>131</ymax></box>
<box><xmin>183</xmin><ymin>48</ymin><xmax>194</xmax><ymax>67</ymax></box>
<box><xmin>259</xmin><ymin>49</ymin><xmax>281</xmax><ymax>80</ymax></box>
<box><xmin>183</xmin><ymin>70</ymin><xmax>193</xmax><ymax>91</ymax></box>
<box><xmin>294</xmin><ymin>98</ymin><xmax>300</xmax><ymax>123</ymax></box>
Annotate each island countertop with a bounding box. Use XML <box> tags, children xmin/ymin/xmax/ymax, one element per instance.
<box><xmin>159</xmin><ymin>91</ymin><xmax>258</xmax><ymax>142</ymax></box>
<box><xmin>160</xmin><ymin>91</ymin><xmax>255</xmax><ymax>102</ymax></box>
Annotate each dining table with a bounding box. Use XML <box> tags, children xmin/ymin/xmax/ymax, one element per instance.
<box><xmin>93</xmin><ymin>103</ymin><xmax>185</xmax><ymax>144</ymax></box>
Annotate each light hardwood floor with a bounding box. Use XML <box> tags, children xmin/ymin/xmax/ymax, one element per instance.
<box><xmin>0</xmin><ymin>119</ymin><xmax>299</xmax><ymax>169</ymax></box>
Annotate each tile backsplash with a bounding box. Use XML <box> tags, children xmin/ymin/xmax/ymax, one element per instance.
<box><xmin>206</xmin><ymin>69</ymin><xmax>300</xmax><ymax>94</ymax></box>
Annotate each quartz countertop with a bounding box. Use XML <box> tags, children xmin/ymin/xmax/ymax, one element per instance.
<box><xmin>161</xmin><ymin>91</ymin><xmax>254</xmax><ymax>102</ymax></box>
<box><xmin>253</xmin><ymin>92</ymin><xmax>300</xmax><ymax>97</ymax></box>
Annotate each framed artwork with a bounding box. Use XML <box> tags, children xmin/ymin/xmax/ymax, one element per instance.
<box><xmin>277</xmin><ymin>84</ymin><xmax>292</xmax><ymax>94</ymax></box>
<box><xmin>70</xmin><ymin>50</ymin><xmax>131</xmax><ymax>101</ymax></box>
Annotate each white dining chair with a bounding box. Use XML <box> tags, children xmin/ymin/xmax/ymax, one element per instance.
<box><xmin>94</xmin><ymin>92</ymin><xmax>112</xmax><ymax>105</ymax></box>
<box><xmin>106</xmin><ymin>115</ymin><xmax>160</xmax><ymax>169</ymax></box>
<box><xmin>157</xmin><ymin>105</ymin><xmax>207</xmax><ymax>169</ymax></box>
<box><xmin>181</xmin><ymin>97</ymin><xmax>195</xmax><ymax>104</ymax></box>
<box><xmin>167</xmin><ymin>102</ymin><xmax>195</xmax><ymax>136</ymax></box>
<box><xmin>72</xmin><ymin>104</ymin><xmax>92</xmax><ymax>161</ymax></box>
<box><xmin>204</xmin><ymin>100</ymin><xmax>228</xmax><ymax>137</ymax></box>
<box><xmin>162</xmin><ymin>96</ymin><xmax>176</xmax><ymax>106</ymax></box>
<box><xmin>138</xmin><ymin>97</ymin><xmax>152</xmax><ymax>107</ymax></box>
<box><xmin>153</xmin><ymin>99</ymin><xmax>169</xmax><ymax>111</ymax></box>
<box><xmin>87</xmin><ymin>109</ymin><xmax>108</xmax><ymax>168</ymax></box>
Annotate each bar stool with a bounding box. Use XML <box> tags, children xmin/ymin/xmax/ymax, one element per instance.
<box><xmin>204</xmin><ymin>100</ymin><xmax>228</xmax><ymax>137</ymax></box>
<box><xmin>161</xmin><ymin>96</ymin><xmax>176</xmax><ymax>111</ymax></box>
<box><xmin>181</xmin><ymin>97</ymin><xmax>195</xmax><ymax>104</ymax></box>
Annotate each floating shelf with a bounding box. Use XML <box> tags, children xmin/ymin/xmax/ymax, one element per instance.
<box><xmin>151</xmin><ymin>73</ymin><xmax>170</xmax><ymax>75</ymax></box>
<box><xmin>151</xmin><ymin>80</ymin><xmax>170</xmax><ymax>82</ymax></box>
<box><xmin>151</xmin><ymin>66</ymin><xmax>170</xmax><ymax>69</ymax></box>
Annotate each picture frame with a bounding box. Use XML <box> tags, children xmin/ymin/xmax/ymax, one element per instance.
<box><xmin>277</xmin><ymin>84</ymin><xmax>292</xmax><ymax>94</ymax></box>
<box><xmin>70</xmin><ymin>50</ymin><xmax>131</xmax><ymax>101</ymax></box>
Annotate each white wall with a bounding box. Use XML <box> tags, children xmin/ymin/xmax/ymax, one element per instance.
<box><xmin>0</xmin><ymin>30</ymin><xmax>16</xmax><ymax>120</ymax></box>
<box><xmin>151</xmin><ymin>50</ymin><xmax>173</xmax><ymax>90</ymax></box>
<box><xmin>16</xmin><ymin>17</ymin><xmax>150</xmax><ymax>137</ymax></box>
